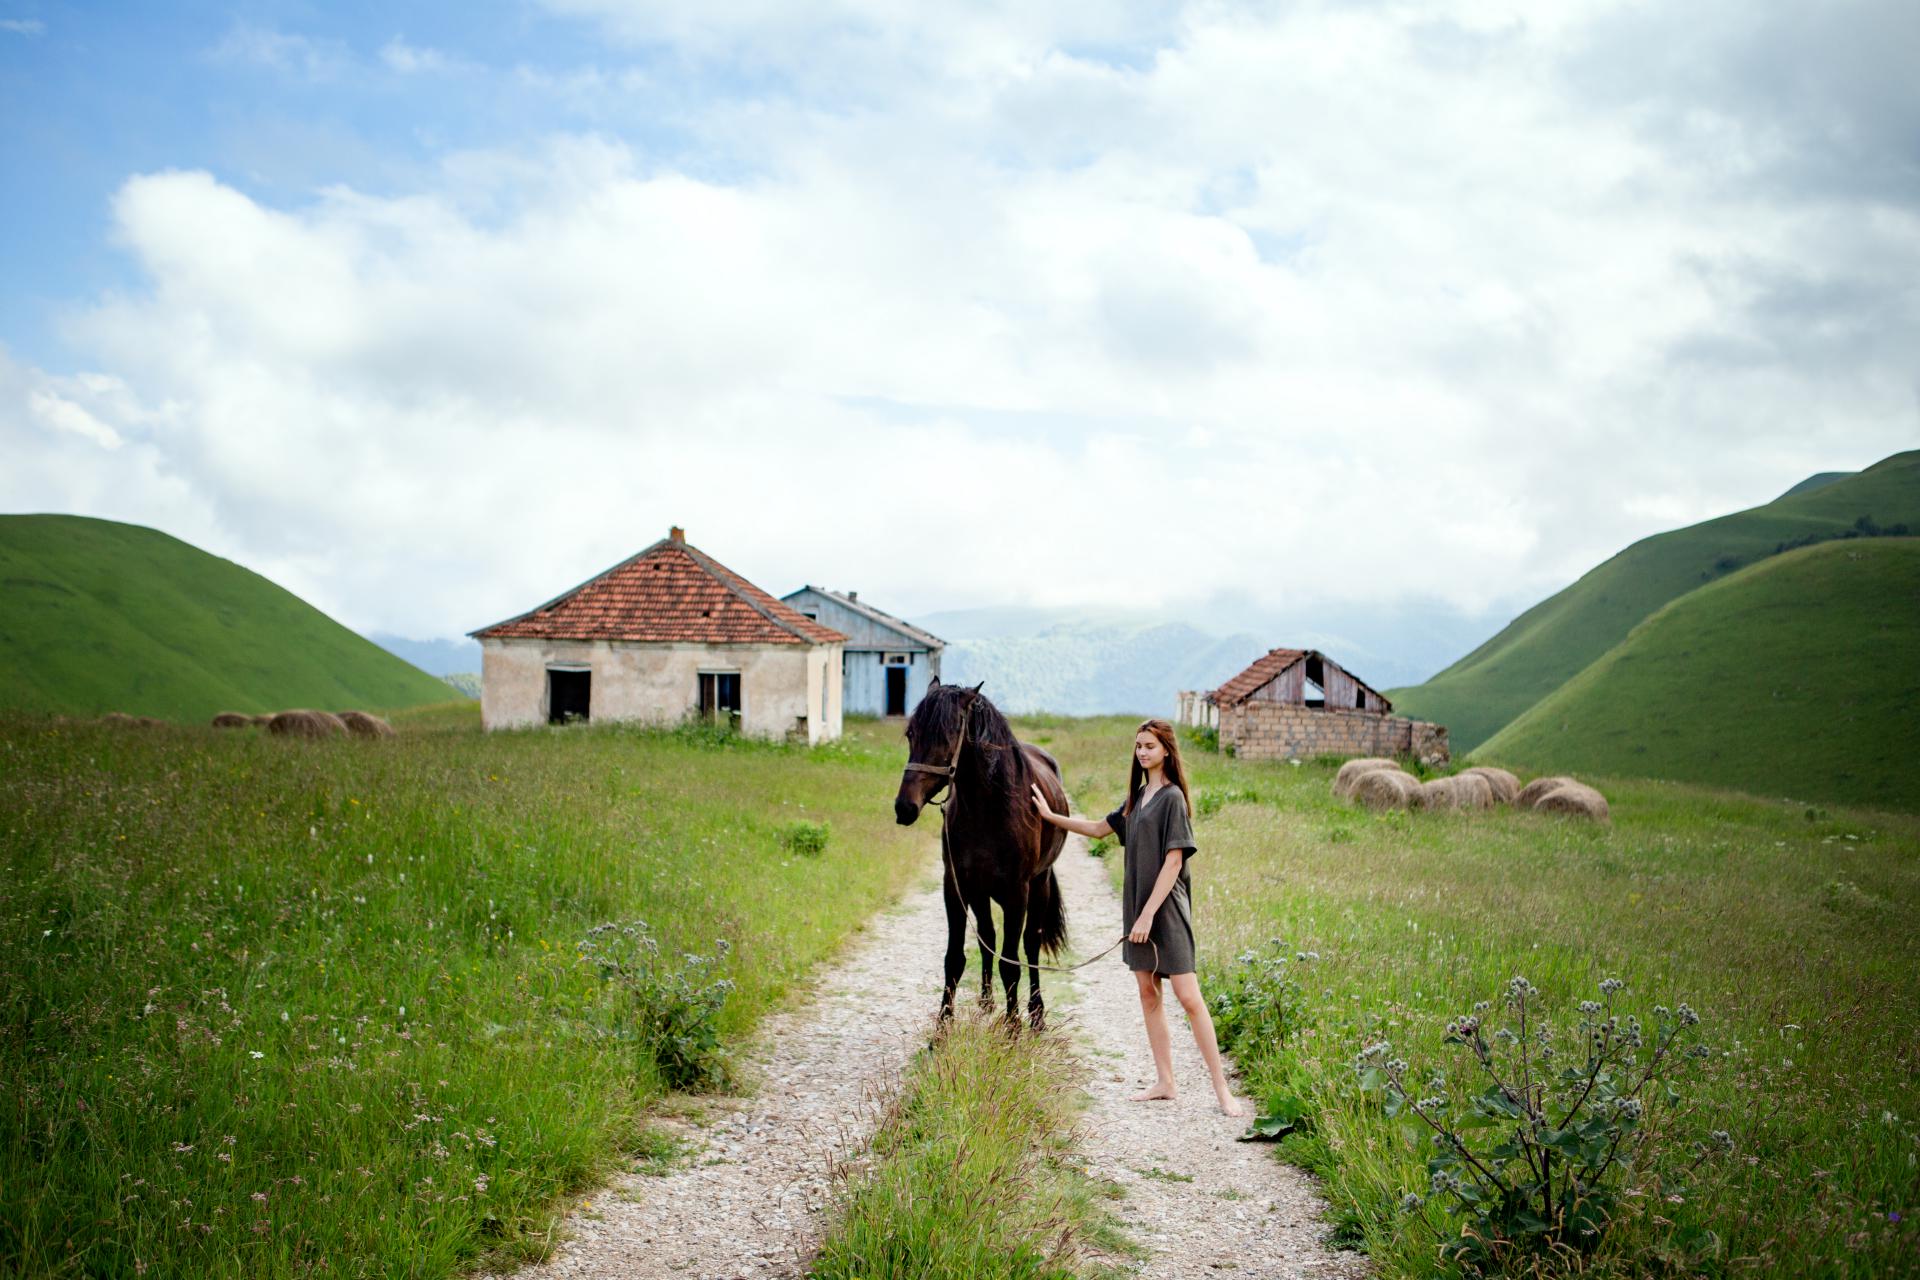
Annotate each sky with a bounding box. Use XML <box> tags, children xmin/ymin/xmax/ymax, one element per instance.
<box><xmin>2</xmin><ymin>0</ymin><xmax>1916</xmax><ymax>656</ymax></box>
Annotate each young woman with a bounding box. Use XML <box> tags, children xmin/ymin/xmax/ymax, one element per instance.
<box><xmin>1031</xmin><ymin>719</ymin><xmax>1246</xmax><ymax>1116</ymax></box>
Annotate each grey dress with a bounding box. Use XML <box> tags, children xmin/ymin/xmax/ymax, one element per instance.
<box><xmin>1105</xmin><ymin>785</ymin><xmax>1199</xmax><ymax>976</ymax></box>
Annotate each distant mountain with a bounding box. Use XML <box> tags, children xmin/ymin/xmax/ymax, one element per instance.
<box><xmin>1390</xmin><ymin>450</ymin><xmax>1920</xmax><ymax>752</ymax></box>
<box><xmin>938</xmin><ymin>621</ymin><xmax>1269</xmax><ymax>716</ymax></box>
<box><xmin>369</xmin><ymin>632</ymin><xmax>482</xmax><ymax>677</ymax></box>
<box><xmin>1476</xmin><ymin>537</ymin><xmax>1920</xmax><ymax>812</ymax></box>
<box><xmin>0</xmin><ymin>515</ymin><xmax>456</xmax><ymax>721</ymax></box>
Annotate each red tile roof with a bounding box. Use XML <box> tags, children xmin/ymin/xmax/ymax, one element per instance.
<box><xmin>473</xmin><ymin>534</ymin><xmax>847</xmax><ymax>646</ymax></box>
<box><xmin>1210</xmin><ymin>648</ymin><xmax>1308</xmax><ymax>706</ymax></box>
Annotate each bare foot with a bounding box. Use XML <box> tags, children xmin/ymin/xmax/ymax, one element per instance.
<box><xmin>1130</xmin><ymin>1084</ymin><xmax>1177</xmax><ymax>1102</ymax></box>
<box><xmin>1217</xmin><ymin>1097</ymin><xmax>1249</xmax><ymax>1117</ymax></box>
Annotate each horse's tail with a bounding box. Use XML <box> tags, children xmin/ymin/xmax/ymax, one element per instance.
<box><xmin>1031</xmin><ymin>866</ymin><xmax>1068</xmax><ymax>959</ymax></box>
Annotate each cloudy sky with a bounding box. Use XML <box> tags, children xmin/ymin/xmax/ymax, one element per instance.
<box><xmin>2</xmin><ymin>0</ymin><xmax>1915</xmax><ymax>658</ymax></box>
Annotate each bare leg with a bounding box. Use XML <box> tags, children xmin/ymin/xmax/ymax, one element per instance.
<box><xmin>1132</xmin><ymin>970</ymin><xmax>1176</xmax><ymax>1101</ymax></box>
<box><xmin>1168</xmin><ymin>972</ymin><xmax>1247</xmax><ymax>1116</ymax></box>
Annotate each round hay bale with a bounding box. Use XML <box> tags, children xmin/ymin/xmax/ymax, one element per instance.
<box><xmin>1535</xmin><ymin>781</ymin><xmax>1610</xmax><ymax>822</ymax></box>
<box><xmin>1515</xmin><ymin>775</ymin><xmax>1579</xmax><ymax>809</ymax></box>
<box><xmin>267</xmin><ymin>709</ymin><xmax>348</xmax><ymax>739</ymax></box>
<box><xmin>336</xmin><ymin>710</ymin><xmax>397</xmax><ymax>738</ymax></box>
<box><xmin>1332</xmin><ymin>757</ymin><xmax>1400</xmax><ymax>799</ymax></box>
<box><xmin>1461</xmin><ymin>766</ymin><xmax>1521</xmax><ymax>805</ymax></box>
<box><xmin>1352</xmin><ymin>768</ymin><xmax>1420</xmax><ymax>811</ymax></box>
<box><xmin>210</xmin><ymin>711</ymin><xmax>253</xmax><ymax>729</ymax></box>
<box><xmin>100</xmin><ymin>712</ymin><xmax>141</xmax><ymax>727</ymax></box>
<box><xmin>136</xmin><ymin>716</ymin><xmax>167</xmax><ymax>728</ymax></box>
<box><xmin>1419</xmin><ymin>774</ymin><xmax>1495</xmax><ymax>811</ymax></box>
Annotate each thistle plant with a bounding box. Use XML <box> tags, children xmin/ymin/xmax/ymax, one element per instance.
<box><xmin>1357</xmin><ymin>975</ymin><xmax>1731</xmax><ymax>1272</ymax></box>
<box><xmin>578</xmin><ymin>921</ymin><xmax>736</xmax><ymax>1090</ymax></box>
<box><xmin>1210</xmin><ymin>938</ymin><xmax>1316</xmax><ymax>1056</ymax></box>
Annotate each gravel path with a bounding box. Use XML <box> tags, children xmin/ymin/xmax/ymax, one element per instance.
<box><xmin>489</xmin><ymin>834</ymin><xmax>1363</xmax><ymax>1280</ymax></box>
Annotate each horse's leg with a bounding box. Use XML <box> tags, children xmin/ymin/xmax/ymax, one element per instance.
<box><xmin>940</xmin><ymin>858</ymin><xmax>966</xmax><ymax>1022</ymax></box>
<box><xmin>1023</xmin><ymin>880</ymin><xmax>1046</xmax><ymax>1030</ymax></box>
<box><xmin>998</xmin><ymin>887</ymin><xmax>1027</xmax><ymax>1027</ymax></box>
<box><xmin>965</xmin><ymin>885</ymin><xmax>997</xmax><ymax>1012</ymax></box>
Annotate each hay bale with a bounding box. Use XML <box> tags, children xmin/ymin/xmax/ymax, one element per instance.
<box><xmin>1461</xmin><ymin>766</ymin><xmax>1521</xmax><ymax>805</ymax></box>
<box><xmin>1418</xmin><ymin>773</ymin><xmax>1495</xmax><ymax>811</ymax></box>
<box><xmin>1535</xmin><ymin>781</ymin><xmax>1610</xmax><ymax>821</ymax></box>
<box><xmin>267</xmin><ymin>709</ymin><xmax>348</xmax><ymax>739</ymax></box>
<box><xmin>1352</xmin><ymin>768</ymin><xmax>1420</xmax><ymax>811</ymax></box>
<box><xmin>1332</xmin><ymin>757</ymin><xmax>1400</xmax><ymax>799</ymax></box>
<box><xmin>210</xmin><ymin>711</ymin><xmax>253</xmax><ymax>729</ymax></box>
<box><xmin>336</xmin><ymin>710</ymin><xmax>396</xmax><ymax>739</ymax></box>
<box><xmin>1515</xmin><ymin>775</ymin><xmax>1578</xmax><ymax>809</ymax></box>
<box><xmin>100</xmin><ymin>712</ymin><xmax>142</xmax><ymax>727</ymax></box>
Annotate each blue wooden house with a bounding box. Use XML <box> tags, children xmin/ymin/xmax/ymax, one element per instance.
<box><xmin>779</xmin><ymin>587</ymin><xmax>944</xmax><ymax>717</ymax></box>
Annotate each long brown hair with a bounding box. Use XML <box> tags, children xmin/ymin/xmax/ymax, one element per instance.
<box><xmin>1124</xmin><ymin>718</ymin><xmax>1193</xmax><ymax>816</ymax></box>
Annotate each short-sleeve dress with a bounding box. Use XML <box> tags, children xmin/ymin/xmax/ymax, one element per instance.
<box><xmin>1104</xmin><ymin>785</ymin><xmax>1199</xmax><ymax>976</ymax></box>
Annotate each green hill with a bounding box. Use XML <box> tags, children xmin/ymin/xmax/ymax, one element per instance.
<box><xmin>0</xmin><ymin>514</ymin><xmax>456</xmax><ymax>721</ymax></box>
<box><xmin>1390</xmin><ymin>450</ymin><xmax>1920</xmax><ymax>751</ymax></box>
<box><xmin>1473</xmin><ymin>537</ymin><xmax>1920</xmax><ymax>811</ymax></box>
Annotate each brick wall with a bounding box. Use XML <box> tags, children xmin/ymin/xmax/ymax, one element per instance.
<box><xmin>1220</xmin><ymin>703</ymin><xmax>1450</xmax><ymax>766</ymax></box>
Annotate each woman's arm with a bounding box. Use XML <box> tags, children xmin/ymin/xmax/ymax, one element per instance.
<box><xmin>1029</xmin><ymin>784</ymin><xmax>1112</xmax><ymax>838</ymax></box>
<box><xmin>1128</xmin><ymin>851</ymin><xmax>1184</xmax><ymax>942</ymax></box>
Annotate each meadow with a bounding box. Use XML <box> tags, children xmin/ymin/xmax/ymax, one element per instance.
<box><xmin>1031</xmin><ymin>716</ymin><xmax>1920</xmax><ymax>1277</ymax></box>
<box><xmin>0</xmin><ymin>706</ymin><xmax>928</xmax><ymax>1278</ymax></box>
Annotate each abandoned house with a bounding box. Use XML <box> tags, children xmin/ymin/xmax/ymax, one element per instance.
<box><xmin>1182</xmin><ymin>647</ymin><xmax>1449</xmax><ymax>765</ymax></box>
<box><xmin>471</xmin><ymin>527</ymin><xmax>847</xmax><ymax>742</ymax></box>
<box><xmin>779</xmin><ymin>587</ymin><xmax>945</xmax><ymax>717</ymax></box>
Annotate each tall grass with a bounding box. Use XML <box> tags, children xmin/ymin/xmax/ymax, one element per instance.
<box><xmin>811</xmin><ymin>1016</ymin><xmax>1125</xmax><ymax>1280</ymax></box>
<box><xmin>0</xmin><ymin>709</ymin><xmax>925</xmax><ymax>1278</ymax></box>
<box><xmin>1027</xmin><ymin>715</ymin><xmax>1920</xmax><ymax>1277</ymax></box>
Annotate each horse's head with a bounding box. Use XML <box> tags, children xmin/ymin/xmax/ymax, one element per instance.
<box><xmin>894</xmin><ymin>679</ymin><xmax>982</xmax><ymax>825</ymax></box>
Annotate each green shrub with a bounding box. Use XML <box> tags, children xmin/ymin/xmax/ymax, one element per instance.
<box><xmin>1194</xmin><ymin>787</ymin><xmax>1259</xmax><ymax>818</ymax></box>
<box><xmin>1358</xmin><ymin>975</ymin><xmax>1729</xmax><ymax>1273</ymax></box>
<box><xmin>1210</xmin><ymin>939</ymin><xmax>1315</xmax><ymax>1057</ymax></box>
<box><xmin>778</xmin><ymin>819</ymin><xmax>831</xmax><ymax>857</ymax></box>
<box><xmin>578</xmin><ymin>922</ymin><xmax>735</xmax><ymax>1090</ymax></box>
<box><xmin>1186</xmin><ymin>724</ymin><xmax>1220</xmax><ymax>753</ymax></box>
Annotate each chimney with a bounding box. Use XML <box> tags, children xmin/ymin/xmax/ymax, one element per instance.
<box><xmin>847</xmin><ymin>590</ymin><xmax>858</xmax><ymax>601</ymax></box>
<box><xmin>669</xmin><ymin>526</ymin><xmax>685</xmax><ymax>543</ymax></box>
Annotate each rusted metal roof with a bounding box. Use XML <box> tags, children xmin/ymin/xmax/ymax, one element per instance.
<box><xmin>472</xmin><ymin>532</ymin><xmax>847</xmax><ymax>646</ymax></box>
<box><xmin>1210</xmin><ymin>648</ymin><xmax>1309</xmax><ymax>706</ymax></box>
<box><xmin>1209</xmin><ymin>647</ymin><xmax>1393</xmax><ymax>712</ymax></box>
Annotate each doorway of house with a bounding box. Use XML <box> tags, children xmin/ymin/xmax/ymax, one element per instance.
<box><xmin>548</xmin><ymin>669</ymin><xmax>590</xmax><ymax>723</ymax></box>
<box><xmin>885</xmin><ymin>666</ymin><xmax>907</xmax><ymax>716</ymax></box>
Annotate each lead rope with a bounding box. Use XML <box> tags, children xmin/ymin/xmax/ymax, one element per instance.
<box><xmin>940</xmin><ymin>812</ymin><xmax>1156</xmax><ymax>976</ymax></box>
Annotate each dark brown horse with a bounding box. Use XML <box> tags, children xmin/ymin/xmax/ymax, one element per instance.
<box><xmin>894</xmin><ymin>680</ymin><xmax>1068</xmax><ymax>1026</ymax></box>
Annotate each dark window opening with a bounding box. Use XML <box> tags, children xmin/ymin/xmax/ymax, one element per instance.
<box><xmin>1355</xmin><ymin>688</ymin><xmax>1367</xmax><ymax>709</ymax></box>
<box><xmin>698</xmin><ymin>672</ymin><xmax>742</xmax><ymax>725</ymax></box>
<box><xmin>548</xmin><ymin>669</ymin><xmax>591</xmax><ymax>724</ymax></box>
<box><xmin>885</xmin><ymin>666</ymin><xmax>907</xmax><ymax>716</ymax></box>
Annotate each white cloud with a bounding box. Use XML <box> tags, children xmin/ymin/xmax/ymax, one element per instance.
<box><xmin>9</xmin><ymin>2</ymin><xmax>1918</xmax><ymax>643</ymax></box>
<box><xmin>1</xmin><ymin>18</ymin><xmax>45</xmax><ymax>36</ymax></box>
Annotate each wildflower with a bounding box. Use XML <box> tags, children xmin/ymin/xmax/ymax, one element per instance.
<box><xmin>251</xmin><ymin>1192</ymin><xmax>268</xmax><ymax>1204</ymax></box>
<box><xmin>1599</xmin><ymin>977</ymin><xmax>1625</xmax><ymax>995</ymax></box>
<box><xmin>1400</xmin><ymin>1193</ymin><xmax>1422</xmax><ymax>1212</ymax></box>
<box><xmin>1676</xmin><ymin>1003</ymin><xmax>1700</xmax><ymax>1026</ymax></box>
<box><xmin>249</xmin><ymin>1051</ymin><xmax>264</xmax><ymax>1060</ymax></box>
<box><xmin>1614</xmin><ymin>1098</ymin><xmax>1643</xmax><ymax>1121</ymax></box>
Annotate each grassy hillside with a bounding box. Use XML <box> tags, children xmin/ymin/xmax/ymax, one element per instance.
<box><xmin>0</xmin><ymin>711</ymin><xmax>927</xmax><ymax>1277</ymax></box>
<box><xmin>1389</xmin><ymin>450</ymin><xmax>1920</xmax><ymax>751</ymax></box>
<box><xmin>0</xmin><ymin>514</ymin><xmax>455</xmax><ymax>720</ymax></box>
<box><xmin>1473</xmin><ymin>537</ymin><xmax>1920</xmax><ymax>811</ymax></box>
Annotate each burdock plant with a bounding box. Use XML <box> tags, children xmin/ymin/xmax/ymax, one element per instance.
<box><xmin>1357</xmin><ymin>975</ymin><xmax>1731</xmax><ymax>1273</ymax></box>
<box><xmin>578</xmin><ymin>921</ymin><xmax>735</xmax><ymax>1090</ymax></box>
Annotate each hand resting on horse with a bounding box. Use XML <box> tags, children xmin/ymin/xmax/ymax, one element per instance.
<box><xmin>1029</xmin><ymin>784</ymin><xmax>1112</xmax><ymax>839</ymax></box>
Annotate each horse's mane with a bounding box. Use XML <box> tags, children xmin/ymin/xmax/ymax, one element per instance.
<box><xmin>912</xmin><ymin>684</ymin><xmax>1031</xmax><ymax>806</ymax></box>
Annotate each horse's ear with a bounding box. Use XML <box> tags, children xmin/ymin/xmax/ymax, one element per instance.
<box><xmin>971</xmin><ymin>682</ymin><xmax>985</xmax><ymax>694</ymax></box>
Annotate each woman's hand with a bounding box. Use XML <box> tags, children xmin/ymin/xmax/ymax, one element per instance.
<box><xmin>1129</xmin><ymin>911</ymin><xmax>1155</xmax><ymax>944</ymax></box>
<box><xmin>1029</xmin><ymin>783</ymin><xmax>1057</xmax><ymax>822</ymax></box>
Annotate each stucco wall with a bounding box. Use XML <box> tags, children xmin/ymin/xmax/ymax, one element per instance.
<box><xmin>480</xmin><ymin>638</ymin><xmax>843</xmax><ymax>742</ymax></box>
<box><xmin>1220</xmin><ymin>703</ymin><xmax>1449</xmax><ymax>766</ymax></box>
